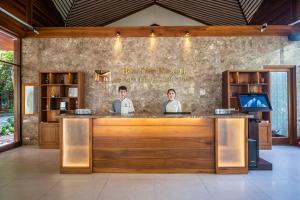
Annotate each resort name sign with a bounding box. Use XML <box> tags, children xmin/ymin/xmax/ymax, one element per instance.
<box><xmin>118</xmin><ymin>66</ymin><xmax>192</xmax><ymax>83</ymax></box>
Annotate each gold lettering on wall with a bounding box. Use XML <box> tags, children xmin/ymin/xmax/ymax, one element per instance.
<box><xmin>117</xmin><ymin>66</ymin><xmax>191</xmax><ymax>83</ymax></box>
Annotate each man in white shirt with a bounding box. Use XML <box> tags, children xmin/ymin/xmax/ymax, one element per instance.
<box><xmin>112</xmin><ymin>86</ymin><xmax>135</xmax><ymax>114</ymax></box>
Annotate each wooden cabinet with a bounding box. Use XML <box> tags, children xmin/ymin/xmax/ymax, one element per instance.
<box><xmin>222</xmin><ymin>70</ymin><xmax>271</xmax><ymax>150</ymax></box>
<box><xmin>39</xmin><ymin>123</ymin><xmax>59</xmax><ymax>149</ymax></box>
<box><xmin>39</xmin><ymin>72</ymin><xmax>84</xmax><ymax>149</ymax></box>
<box><xmin>259</xmin><ymin>122</ymin><xmax>272</xmax><ymax>149</ymax></box>
<box><xmin>222</xmin><ymin>70</ymin><xmax>270</xmax><ymax>111</ymax></box>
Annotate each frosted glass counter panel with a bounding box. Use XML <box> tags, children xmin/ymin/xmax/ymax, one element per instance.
<box><xmin>217</xmin><ymin>118</ymin><xmax>245</xmax><ymax>167</ymax></box>
<box><xmin>63</xmin><ymin>118</ymin><xmax>90</xmax><ymax>167</ymax></box>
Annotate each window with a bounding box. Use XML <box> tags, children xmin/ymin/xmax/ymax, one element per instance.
<box><xmin>0</xmin><ymin>29</ymin><xmax>21</xmax><ymax>151</ymax></box>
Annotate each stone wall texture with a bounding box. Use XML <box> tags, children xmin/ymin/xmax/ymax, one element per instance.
<box><xmin>22</xmin><ymin>36</ymin><xmax>300</xmax><ymax>145</ymax></box>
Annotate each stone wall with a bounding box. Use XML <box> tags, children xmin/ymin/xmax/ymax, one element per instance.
<box><xmin>22</xmin><ymin>36</ymin><xmax>300</xmax><ymax>144</ymax></box>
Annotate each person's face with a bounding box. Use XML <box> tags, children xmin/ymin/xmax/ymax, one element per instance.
<box><xmin>167</xmin><ymin>91</ymin><xmax>176</xmax><ymax>101</ymax></box>
<box><xmin>118</xmin><ymin>89</ymin><xmax>127</xmax><ymax>99</ymax></box>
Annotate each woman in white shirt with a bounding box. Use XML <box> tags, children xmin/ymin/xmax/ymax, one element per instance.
<box><xmin>162</xmin><ymin>89</ymin><xmax>182</xmax><ymax>113</ymax></box>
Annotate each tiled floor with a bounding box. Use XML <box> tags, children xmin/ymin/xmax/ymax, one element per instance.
<box><xmin>0</xmin><ymin>145</ymin><xmax>299</xmax><ymax>200</ymax></box>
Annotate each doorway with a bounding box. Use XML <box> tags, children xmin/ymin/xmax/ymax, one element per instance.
<box><xmin>264</xmin><ymin>66</ymin><xmax>297</xmax><ymax>145</ymax></box>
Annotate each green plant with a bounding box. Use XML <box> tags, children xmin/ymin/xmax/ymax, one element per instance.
<box><xmin>1</xmin><ymin>126</ymin><xmax>6</xmax><ymax>136</ymax></box>
<box><xmin>8</xmin><ymin>101</ymin><xmax>13</xmax><ymax>110</ymax></box>
<box><xmin>9</xmin><ymin>126</ymin><xmax>14</xmax><ymax>133</ymax></box>
<box><xmin>7</xmin><ymin>117</ymin><xmax>14</xmax><ymax>126</ymax></box>
<box><xmin>0</xmin><ymin>51</ymin><xmax>14</xmax><ymax>111</ymax></box>
<box><xmin>4</xmin><ymin>122</ymin><xmax>10</xmax><ymax>129</ymax></box>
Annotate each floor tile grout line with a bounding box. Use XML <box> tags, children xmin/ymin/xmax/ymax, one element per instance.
<box><xmin>96</xmin><ymin>173</ymin><xmax>111</xmax><ymax>200</ymax></box>
<box><xmin>37</xmin><ymin>179</ymin><xmax>61</xmax><ymax>200</ymax></box>
<box><xmin>248</xmin><ymin>179</ymin><xmax>273</xmax><ymax>200</ymax></box>
<box><xmin>197</xmin><ymin>175</ymin><xmax>210</xmax><ymax>194</ymax></box>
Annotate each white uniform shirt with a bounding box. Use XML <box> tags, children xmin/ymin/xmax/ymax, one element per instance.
<box><xmin>121</xmin><ymin>98</ymin><xmax>135</xmax><ymax>114</ymax></box>
<box><xmin>165</xmin><ymin>100</ymin><xmax>182</xmax><ymax>112</ymax></box>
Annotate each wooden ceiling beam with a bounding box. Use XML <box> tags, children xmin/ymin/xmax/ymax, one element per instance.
<box><xmin>0</xmin><ymin>0</ymin><xmax>64</xmax><ymax>28</ymax></box>
<box><xmin>26</xmin><ymin>0</ymin><xmax>33</xmax><ymax>25</ymax></box>
<box><xmin>24</xmin><ymin>25</ymin><xmax>295</xmax><ymax>38</ymax></box>
<box><xmin>0</xmin><ymin>12</ymin><xmax>26</xmax><ymax>37</ymax></box>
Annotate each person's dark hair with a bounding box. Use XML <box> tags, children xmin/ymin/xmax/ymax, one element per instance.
<box><xmin>118</xmin><ymin>85</ymin><xmax>127</xmax><ymax>91</ymax></box>
<box><xmin>167</xmin><ymin>89</ymin><xmax>176</xmax><ymax>95</ymax></box>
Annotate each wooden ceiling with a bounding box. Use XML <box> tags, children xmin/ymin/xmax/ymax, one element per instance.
<box><xmin>0</xmin><ymin>0</ymin><xmax>64</xmax><ymax>36</ymax></box>
<box><xmin>52</xmin><ymin>0</ymin><xmax>263</xmax><ymax>26</ymax></box>
<box><xmin>250</xmin><ymin>0</ymin><xmax>300</xmax><ymax>25</ymax></box>
<box><xmin>0</xmin><ymin>0</ymin><xmax>64</xmax><ymax>27</ymax></box>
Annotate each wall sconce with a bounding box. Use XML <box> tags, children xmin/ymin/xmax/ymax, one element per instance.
<box><xmin>116</xmin><ymin>31</ymin><xmax>121</xmax><ymax>38</ymax></box>
<box><xmin>150</xmin><ymin>29</ymin><xmax>155</xmax><ymax>37</ymax></box>
<box><xmin>185</xmin><ymin>31</ymin><xmax>191</xmax><ymax>37</ymax></box>
<box><xmin>260</xmin><ymin>23</ymin><xmax>268</xmax><ymax>32</ymax></box>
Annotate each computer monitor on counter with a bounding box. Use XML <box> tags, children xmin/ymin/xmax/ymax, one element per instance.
<box><xmin>238</xmin><ymin>93</ymin><xmax>272</xmax><ymax>112</ymax></box>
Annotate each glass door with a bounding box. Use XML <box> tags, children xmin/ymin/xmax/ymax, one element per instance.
<box><xmin>0</xmin><ymin>29</ymin><xmax>21</xmax><ymax>151</ymax></box>
<box><xmin>270</xmin><ymin>72</ymin><xmax>289</xmax><ymax>139</ymax></box>
<box><xmin>266</xmin><ymin>66</ymin><xmax>297</xmax><ymax>145</ymax></box>
<box><xmin>0</xmin><ymin>62</ymin><xmax>14</xmax><ymax>147</ymax></box>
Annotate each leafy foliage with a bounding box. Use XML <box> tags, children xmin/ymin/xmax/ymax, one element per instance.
<box><xmin>0</xmin><ymin>51</ymin><xmax>14</xmax><ymax>111</ymax></box>
<box><xmin>0</xmin><ymin>117</ymin><xmax>14</xmax><ymax>136</ymax></box>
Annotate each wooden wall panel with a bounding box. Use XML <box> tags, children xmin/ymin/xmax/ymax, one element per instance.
<box><xmin>93</xmin><ymin>159</ymin><xmax>215</xmax><ymax>173</ymax></box>
<box><xmin>0</xmin><ymin>32</ymin><xmax>15</xmax><ymax>50</ymax></box>
<box><xmin>93</xmin><ymin>117</ymin><xmax>213</xmax><ymax>126</ymax></box>
<box><xmin>93</xmin><ymin>126</ymin><xmax>214</xmax><ymax>137</ymax></box>
<box><xmin>92</xmin><ymin>118</ymin><xmax>215</xmax><ymax>173</ymax></box>
<box><xmin>93</xmin><ymin>136</ymin><xmax>214</xmax><ymax>149</ymax></box>
<box><xmin>93</xmin><ymin>148</ymin><xmax>214</xmax><ymax>160</ymax></box>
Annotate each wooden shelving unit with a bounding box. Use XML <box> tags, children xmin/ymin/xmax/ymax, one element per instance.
<box><xmin>39</xmin><ymin>72</ymin><xmax>84</xmax><ymax>149</ymax></box>
<box><xmin>222</xmin><ymin>70</ymin><xmax>272</xmax><ymax>150</ymax></box>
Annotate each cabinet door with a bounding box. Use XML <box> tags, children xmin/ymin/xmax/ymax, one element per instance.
<box><xmin>259</xmin><ymin>123</ymin><xmax>272</xmax><ymax>149</ymax></box>
<box><xmin>39</xmin><ymin>123</ymin><xmax>59</xmax><ymax>149</ymax></box>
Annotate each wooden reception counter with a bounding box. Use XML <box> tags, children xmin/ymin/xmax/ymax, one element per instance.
<box><xmin>59</xmin><ymin>114</ymin><xmax>251</xmax><ymax>174</ymax></box>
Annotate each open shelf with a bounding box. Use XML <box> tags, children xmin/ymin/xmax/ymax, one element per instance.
<box><xmin>39</xmin><ymin>72</ymin><xmax>85</xmax><ymax>148</ymax></box>
<box><xmin>41</xmin><ymin>97</ymin><xmax>78</xmax><ymax>99</ymax></box>
<box><xmin>222</xmin><ymin>70</ymin><xmax>270</xmax><ymax>121</ymax></box>
<box><xmin>39</xmin><ymin>72</ymin><xmax>84</xmax><ymax>123</ymax></box>
<box><xmin>41</xmin><ymin>84</ymin><xmax>78</xmax><ymax>86</ymax></box>
<box><xmin>222</xmin><ymin>70</ymin><xmax>272</xmax><ymax>151</ymax></box>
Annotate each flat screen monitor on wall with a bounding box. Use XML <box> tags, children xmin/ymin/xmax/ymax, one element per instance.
<box><xmin>238</xmin><ymin>93</ymin><xmax>272</xmax><ymax>112</ymax></box>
